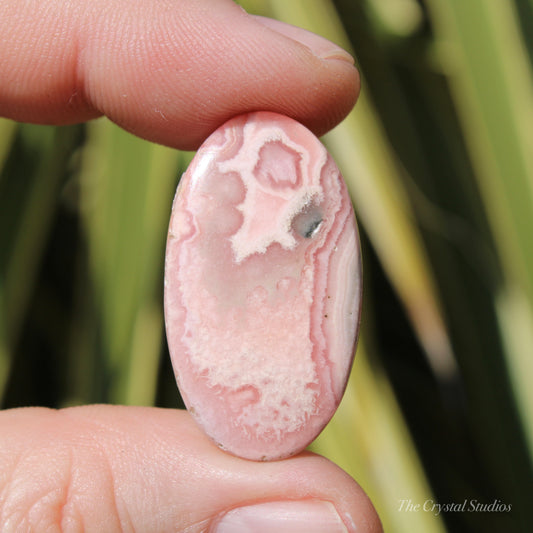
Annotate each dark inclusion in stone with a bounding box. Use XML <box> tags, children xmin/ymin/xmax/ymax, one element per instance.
<box><xmin>292</xmin><ymin>203</ymin><xmax>323</xmax><ymax>239</ymax></box>
<box><xmin>304</xmin><ymin>218</ymin><xmax>322</xmax><ymax>238</ymax></box>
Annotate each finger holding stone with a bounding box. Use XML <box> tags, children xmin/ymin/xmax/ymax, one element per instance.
<box><xmin>0</xmin><ymin>406</ymin><xmax>382</xmax><ymax>532</ymax></box>
<box><xmin>0</xmin><ymin>0</ymin><xmax>359</xmax><ymax>150</ymax></box>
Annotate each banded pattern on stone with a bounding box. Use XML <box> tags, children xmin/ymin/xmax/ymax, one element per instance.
<box><xmin>164</xmin><ymin>112</ymin><xmax>361</xmax><ymax>460</ymax></box>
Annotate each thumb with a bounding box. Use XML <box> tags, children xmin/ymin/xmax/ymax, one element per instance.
<box><xmin>0</xmin><ymin>0</ymin><xmax>359</xmax><ymax>150</ymax></box>
<box><xmin>0</xmin><ymin>406</ymin><xmax>382</xmax><ymax>532</ymax></box>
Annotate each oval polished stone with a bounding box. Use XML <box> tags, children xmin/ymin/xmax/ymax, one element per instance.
<box><xmin>164</xmin><ymin>112</ymin><xmax>362</xmax><ymax>460</ymax></box>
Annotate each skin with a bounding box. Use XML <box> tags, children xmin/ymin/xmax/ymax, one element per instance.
<box><xmin>0</xmin><ymin>0</ymin><xmax>382</xmax><ymax>531</ymax></box>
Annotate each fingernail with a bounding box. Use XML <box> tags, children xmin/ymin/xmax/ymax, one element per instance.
<box><xmin>254</xmin><ymin>16</ymin><xmax>355</xmax><ymax>65</ymax></box>
<box><xmin>212</xmin><ymin>500</ymin><xmax>349</xmax><ymax>532</ymax></box>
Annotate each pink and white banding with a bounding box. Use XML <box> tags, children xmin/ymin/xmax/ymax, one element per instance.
<box><xmin>164</xmin><ymin>112</ymin><xmax>361</xmax><ymax>460</ymax></box>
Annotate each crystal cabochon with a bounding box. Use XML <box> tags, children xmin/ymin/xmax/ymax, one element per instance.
<box><xmin>164</xmin><ymin>112</ymin><xmax>362</xmax><ymax>460</ymax></box>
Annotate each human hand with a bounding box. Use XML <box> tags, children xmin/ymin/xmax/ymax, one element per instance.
<box><xmin>0</xmin><ymin>0</ymin><xmax>381</xmax><ymax>531</ymax></box>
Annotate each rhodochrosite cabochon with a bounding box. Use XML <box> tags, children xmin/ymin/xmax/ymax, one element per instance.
<box><xmin>164</xmin><ymin>112</ymin><xmax>362</xmax><ymax>461</ymax></box>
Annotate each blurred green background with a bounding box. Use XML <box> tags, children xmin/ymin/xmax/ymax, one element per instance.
<box><xmin>1</xmin><ymin>0</ymin><xmax>532</xmax><ymax>531</ymax></box>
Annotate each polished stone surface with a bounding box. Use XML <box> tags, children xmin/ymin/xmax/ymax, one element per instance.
<box><xmin>164</xmin><ymin>112</ymin><xmax>361</xmax><ymax>460</ymax></box>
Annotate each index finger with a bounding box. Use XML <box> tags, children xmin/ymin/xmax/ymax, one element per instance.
<box><xmin>0</xmin><ymin>0</ymin><xmax>359</xmax><ymax>150</ymax></box>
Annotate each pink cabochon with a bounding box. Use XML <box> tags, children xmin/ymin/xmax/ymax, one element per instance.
<box><xmin>164</xmin><ymin>112</ymin><xmax>361</xmax><ymax>460</ymax></box>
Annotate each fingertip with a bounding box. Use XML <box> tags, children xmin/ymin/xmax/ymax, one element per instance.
<box><xmin>277</xmin><ymin>452</ymin><xmax>383</xmax><ymax>533</ymax></box>
<box><xmin>0</xmin><ymin>406</ymin><xmax>381</xmax><ymax>532</ymax></box>
<box><xmin>0</xmin><ymin>0</ymin><xmax>360</xmax><ymax>148</ymax></box>
<box><xmin>189</xmin><ymin>13</ymin><xmax>361</xmax><ymax>146</ymax></box>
